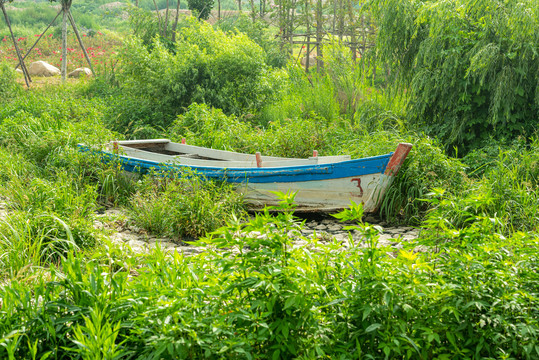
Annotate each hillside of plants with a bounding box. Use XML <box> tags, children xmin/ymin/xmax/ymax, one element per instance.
<box><xmin>0</xmin><ymin>0</ymin><xmax>538</xmax><ymax>359</ymax></box>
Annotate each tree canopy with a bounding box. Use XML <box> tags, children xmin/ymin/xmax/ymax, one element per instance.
<box><xmin>370</xmin><ymin>0</ymin><xmax>539</xmax><ymax>153</ymax></box>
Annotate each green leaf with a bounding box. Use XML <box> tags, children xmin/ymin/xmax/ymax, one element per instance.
<box><xmin>365</xmin><ymin>323</ymin><xmax>382</xmax><ymax>333</ymax></box>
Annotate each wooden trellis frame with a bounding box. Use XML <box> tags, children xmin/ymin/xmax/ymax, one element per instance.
<box><xmin>1</xmin><ymin>0</ymin><xmax>96</xmax><ymax>86</ymax></box>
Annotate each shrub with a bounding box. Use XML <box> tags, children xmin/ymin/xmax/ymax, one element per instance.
<box><xmin>112</xmin><ymin>19</ymin><xmax>283</xmax><ymax>136</ymax></box>
<box><xmin>424</xmin><ymin>138</ymin><xmax>539</xmax><ymax>234</ymax></box>
<box><xmin>2</xmin><ymin>202</ymin><xmax>538</xmax><ymax>359</ymax></box>
<box><xmin>0</xmin><ymin>63</ymin><xmax>22</xmax><ymax>99</ymax></box>
<box><xmin>127</xmin><ymin>171</ymin><xmax>246</xmax><ymax>239</ymax></box>
<box><xmin>0</xmin><ymin>211</ymin><xmax>99</xmax><ymax>279</ymax></box>
<box><xmin>216</xmin><ymin>15</ymin><xmax>288</xmax><ymax>68</ymax></box>
<box><xmin>370</xmin><ymin>0</ymin><xmax>539</xmax><ymax>153</ymax></box>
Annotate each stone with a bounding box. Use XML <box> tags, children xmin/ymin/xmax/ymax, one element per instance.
<box><xmin>384</xmin><ymin>227</ymin><xmax>402</xmax><ymax>235</ymax></box>
<box><xmin>377</xmin><ymin>239</ymin><xmax>394</xmax><ymax>247</ymax></box>
<box><xmin>401</xmin><ymin>235</ymin><xmax>417</xmax><ymax>242</ymax></box>
<box><xmin>378</xmin><ymin>234</ymin><xmax>395</xmax><ymax>242</ymax></box>
<box><xmin>68</xmin><ymin>67</ymin><xmax>92</xmax><ymax>78</ymax></box>
<box><xmin>333</xmin><ymin>233</ymin><xmax>347</xmax><ymax>242</ymax></box>
<box><xmin>127</xmin><ymin>239</ymin><xmax>147</xmax><ymax>249</ymax></box>
<box><xmin>300</xmin><ymin>55</ymin><xmax>317</xmax><ymax>67</ymax></box>
<box><xmin>327</xmin><ymin>224</ymin><xmax>343</xmax><ymax>231</ymax></box>
<box><xmin>364</xmin><ymin>215</ymin><xmax>378</xmax><ymax>223</ymax></box>
<box><xmin>314</xmin><ymin>224</ymin><xmax>327</xmax><ymax>231</ymax></box>
<box><xmin>28</xmin><ymin>61</ymin><xmax>60</xmax><ymax>77</ymax></box>
<box><xmin>15</xmin><ymin>68</ymin><xmax>22</xmax><ymax>73</ymax></box>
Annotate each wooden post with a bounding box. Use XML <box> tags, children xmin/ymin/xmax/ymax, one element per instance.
<box><xmin>164</xmin><ymin>0</ymin><xmax>170</xmax><ymax>37</ymax></box>
<box><xmin>1</xmin><ymin>1</ymin><xmax>31</xmax><ymax>87</ymax></box>
<box><xmin>152</xmin><ymin>0</ymin><xmax>163</xmax><ymax>34</ymax></box>
<box><xmin>305</xmin><ymin>0</ymin><xmax>310</xmax><ymax>72</ymax></box>
<box><xmin>67</xmin><ymin>10</ymin><xmax>95</xmax><ymax>76</ymax></box>
<box><xmin>316</xmin><ymin>0</ymin><xmax>322</xmax><ymax>71</ymax></box>
<box><xmin>61</xmin><ymin>2</ymin><xmax>68</xmax><ymax>83</ymax></box>
<box><xmin>255</xmin><ymin>152</ymin><xmax>262</xmax><ymax>168</ymax></box>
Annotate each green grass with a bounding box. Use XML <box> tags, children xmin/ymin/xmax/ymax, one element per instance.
<box><xmin>0</xmin><ymin>17</ymin><xmax>538</xmax><ymax>359</ymax></box>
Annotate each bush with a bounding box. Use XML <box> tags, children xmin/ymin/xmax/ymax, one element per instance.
<box><xmin>370</xmin><ymin>0</ymin><xmax>539</xmax><ymax>153</ymax></box>
<box><xmin>424</xmin><ymin>138</ymin><xmax>539</xmax><ymax>234</ymax></box>
<box><xmin>216</xmin><ymin>15</ymin><xmax>288</xmax><ymax>68</ymax></box>
<box><xmin>2</xmin><ymin>202</ymin><xmax>539</xmax><ymax>359</ymax></box>
<box><xmin>0</xmin><ymin>63</ymin><xmax>22</xmax><ymax>99</ymax></box>
<box><xmin>127</xmin><ymin>171</ymin><xmax>246</xmax><ymax>239</ymax></box>
<box><xmin>112</xmin><ymin>19</ymin><xmax>283</xmax><ymax>136</ymax></box>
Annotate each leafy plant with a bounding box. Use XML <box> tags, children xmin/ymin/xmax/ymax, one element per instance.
<box><xmin>370</xmin><ymin>0</ymin><xmax>539</xmax><ymax>153</ymax></box>
<box><xmin>128</xmin><ymin>171</ymin><xmax>245</xmax><ymax>239</ymax></box>
<box><xmin>187</xmin><ymin>0</ymin><xmax>214</xmax><ymax>20</ymax></box>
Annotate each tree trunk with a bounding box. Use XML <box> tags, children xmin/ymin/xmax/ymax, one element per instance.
<box><xmin>164</xmin><ymin>0</ymin><xmax>170</xmax><ymax>38</ymax></box>
<box><xmin>152</xmin><ymin>0</ymin><xmax>163</xmax><ymax>35</ymax></box>
<box><xmin>249</xmin><ymin>0</ymin><xmax>255</xmax><ymax>22</ymax></box>
<box><xmin>172</xmin><ymin>0</ymin><xmax>180</xmax><ymax>42</ymax></box>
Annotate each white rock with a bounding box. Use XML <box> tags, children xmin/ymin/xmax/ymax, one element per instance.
<box><xmin>327</xmin><ymin>224</ymin><xmax>343</xmax><ymax>231</ymax></box>
<box><xmin>68</xmin><ymin>67</ymin><xmax>92</xmax><ymax>78</ymax></box>
<box><xmin>300</xmin><ymin>55</ymin><xmax>317</xmax><ymax>67</ymax></box>
<box><xmin>28</xmin><ymin>61</ymin><xmax>60</xmax><ymax>77</ymax></box>
<box><xmin>127</xmin><ymin>239</ymin><xmax>147</xmax><ymax>249</ymax></box>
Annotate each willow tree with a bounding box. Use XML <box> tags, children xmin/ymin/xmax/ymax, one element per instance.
<box><xmin>370</xmin><ymin>0</ymin><xmax>539</xmax><ymax>153</ymax></box>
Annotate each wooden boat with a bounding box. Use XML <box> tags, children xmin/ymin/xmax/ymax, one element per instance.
<box><xmin>80</xmin><ymin>139</ymin><xmax>412</xmax><ymax>212</ymax></box>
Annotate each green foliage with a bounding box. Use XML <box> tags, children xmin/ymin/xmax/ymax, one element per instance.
<box><xmin>111</xmin><ymin>19</ymin><xmax>282</xmax><ymax>136</ymax></box>
<box><xmin>128</xmin><ymin>171</ymin><xmax>245</xmax><ymax>239</ymax></box>
<box><xmin>216</xmin><ymin>15</ymin><xmax>288</xmax><ymax>68</ymax></box>
<box><xmin>0</xmin><ymin>211</ymin><xmax>97</xmax><ymax>279</ymax></box>
<box><xmin>126</xmin><ymin>4</ymin><xmax>163</xmax><ymax>46</ymax></box>
<box><xmin>370</xmin><ymin>0</ymin><xmax>539</xmax><ymax>153</ymax></box>
<box><xmin>186</xmin><ymin>0</ymin><xmax>214</xmax><ymax>20</ymax></box>
<box><xmin>424</xmin><ymin>138</ymin><xmax>539</xmax><ymax>234</ymax></box>
<box><xmin>0</xmin><ymin>64</ymin><xmax>22</xmax><ymax>99</ymax></box>
<box><xmin>1</xmin><ymin>202</ymin><xmax>538</xmax><ymax>359</ymax></box>
<box><xmin>379</xmin><ymin>135</ymin><xmax>467</xmax><ymax>223</ymax></box>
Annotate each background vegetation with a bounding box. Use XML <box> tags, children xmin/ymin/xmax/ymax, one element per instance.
<box><xmin>0</xmin><ymin>0</ymin><xmax>538</xmax><ymax>358</ymax></box>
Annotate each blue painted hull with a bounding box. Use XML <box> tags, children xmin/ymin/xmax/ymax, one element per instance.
<box><xmin>94</xmin><ymin>148</ymin><xmax>393</xmax><ymax>183</ymax></box>
<box><xmin>79</xmin><ymin>144</ymin><xmax>406</xmax><ymax>211</ymax></box>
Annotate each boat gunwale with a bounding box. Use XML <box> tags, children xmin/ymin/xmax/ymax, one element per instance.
<box><xmin>89</xmin><ymin>146</ymin><xmax>394</xmax><ymax>173</ymax></box>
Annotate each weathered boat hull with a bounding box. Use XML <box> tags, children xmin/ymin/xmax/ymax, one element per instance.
<box><xmin>79</xmin><ymin>142</ymin><xmax>412</xmax><ymax>212</ymax></box>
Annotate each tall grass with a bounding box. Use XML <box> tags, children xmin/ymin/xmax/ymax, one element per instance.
<box><xmin>1</xmin><ymin>202</ymin><xmax>538</xmax><ymax>359</ymax></box>
<box><xmin>127</xmin><ymin>171</ymin><xmax>246</xmax><ymax>239</ymax></box>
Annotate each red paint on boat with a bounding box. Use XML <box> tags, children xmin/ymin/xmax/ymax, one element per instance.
<box><xmin>351</xmin><ymin>178</ymin><xmax>364</xmax><ymax>196</ymax></box>
<box><xmin>385</xmin><ymin>143</ymin><xmax>413</xmax><ymax>176</ymax></box>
